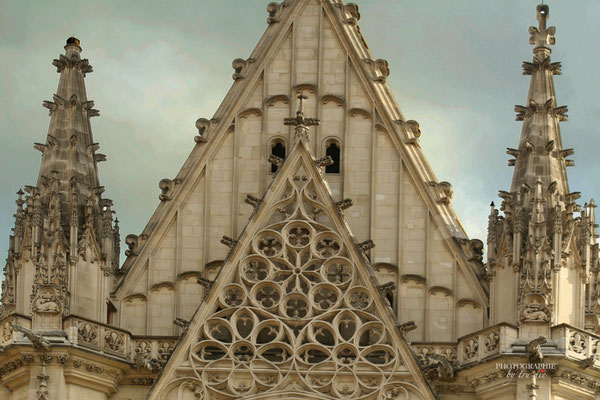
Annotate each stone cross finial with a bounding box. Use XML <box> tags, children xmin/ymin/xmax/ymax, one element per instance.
<box><xmin>284</xmin><ymin>93</ymin><xmax>320</xmax><ymax>142</ymax></box>
<box><xmin>528</xmin><ymin>5</ymin><xmax>555</xmax><ymax>49</ymax></box>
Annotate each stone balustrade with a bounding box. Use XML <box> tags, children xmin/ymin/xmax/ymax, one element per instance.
<box><xmin>64</xmin><ymin>316</ymin><xmax>177</xmax><ymax>362</ymax></box>
<box><xmin>456</xmin><ymin>323</ymin><xmax>518</xmax><ymax>365</ymax></box>
<box><xmin>412</xmin><ymin>342</ymin><xmax>458</xmax><ymax>366</ymax></box>
<box><xmin>0</xmin><ymin>313</ymin><xmax>177</xmax><ymax>365</ymax></box>
<box><xmin>552</xmin><ymin>323</ymin><xmax>600</xmax><ymax>364</ymax></box>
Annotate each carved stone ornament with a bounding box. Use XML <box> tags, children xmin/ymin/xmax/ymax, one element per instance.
<box><xmin>266</xmin><ymin>1</ymin><xmax>288</xmax><ymax>24</ymax></box>
<box><xmin>174</xmin><ymin>163</ymin><xmax>425</xmax><ymax>400</ymax></box>
<box><xmin>232</xmin><ymin>58</ymin><xmax>254</xmax><ymax>81</ymax></box>
<box><xmin>32</xmin><ymin>287</ymin><xmax>61</xmax><ymax>314</ymax></box>
<box><xmin>520</xmin><ymin>300</ymin><xmax>550</xmax><ymax>322</ymax></box>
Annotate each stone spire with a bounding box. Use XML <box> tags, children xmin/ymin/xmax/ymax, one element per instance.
<box><xmin>509</xmin><ymin>4</ymin><xmax>571</xmax><ymax>197</ymax></box>
<box><xmin>486</xmin><ymin>5</ymin><xmax>598</xmax><ymax>337</ymax></box>
<box><xmin>38</xmin><ymin>36</ymin><xmax>102</xmax><ymax>227</ymax></box>
<box><xmin>0</xmin><ymin>38</ymin><xmax>119</xmax><ymax>327</ymax></box>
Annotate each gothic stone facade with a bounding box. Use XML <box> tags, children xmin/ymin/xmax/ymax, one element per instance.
<box><xmin>0</xmin><ymin>2</ymin><xmax>598</xmax><ymax>400</ymax></box>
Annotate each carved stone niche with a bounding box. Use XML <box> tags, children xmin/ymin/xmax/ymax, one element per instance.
<box><xmin>520</xmin><ymin>294</ymin><xmax>551</xmax><ymax>323</ymax></box>
<box><xmin>32</xmin><ymin>286</ymin><xmax>62</xmax><ymax>331</ymax></box>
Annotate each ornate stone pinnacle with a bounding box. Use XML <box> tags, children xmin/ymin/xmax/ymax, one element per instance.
<box><xmin>284</xmin><ymin>93</ymin><xmax>320</xmax><ymax>142</ymax></box>
<box><xmin>528</xmin><ymin>5</ymin><xmax>555</xmax><ymax>51</ymax></box>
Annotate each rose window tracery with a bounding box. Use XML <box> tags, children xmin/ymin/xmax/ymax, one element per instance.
<box><xmin>187</xmin><ymin>175</ymin><xmax>418</xmax><ymax>399</ymax></box>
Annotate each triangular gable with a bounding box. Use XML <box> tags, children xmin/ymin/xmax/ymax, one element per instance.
<box><xmin>147</xmin><ymin>137</ymin><xmax>435</xmax><ymax>399</ymax></box>
<box><xmin>114</xmin><ymin>0</ymin><xmax>483</xmax><ymax>298</ymax></box>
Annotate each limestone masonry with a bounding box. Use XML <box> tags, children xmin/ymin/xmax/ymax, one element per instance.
<box><xmin>0</xmin><ymin>2</ymin><xmax>598</xmax><ymax>399</ymax></box>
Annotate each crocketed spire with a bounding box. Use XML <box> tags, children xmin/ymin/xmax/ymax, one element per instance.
<box><xmin>0</xmin><ymin>38</ymin><xmax>119</xmax><ymax>324</ymax></box>
<box><xmin>509</xmin><ymin>4</ymin><xmax>572</xmax><ymax>198</ymax></box>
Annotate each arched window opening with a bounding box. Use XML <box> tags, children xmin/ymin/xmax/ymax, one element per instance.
<box><xmin>270</xmin><ymin>141</ymin><xmax>286</xmax><ymax>173</ymax></box>
<box><xmin>325</xmin><ymin>142</ymin><xmax>341</xmax><ymax>174</ymax></box>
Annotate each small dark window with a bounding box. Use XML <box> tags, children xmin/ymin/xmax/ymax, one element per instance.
<box><xmin>271</xmin><ymin>142</ymin><xmax>286</xmax><ymax>172</ymax></box>
<box><xmin>325</xmin><ymin>142</ymin><xmax>340</xmax><ymax>174</ymax></box>
<box><xmin>107</xmin><ymin>302</ymin><xmax>117</xmax><ymax>325</ymax></box>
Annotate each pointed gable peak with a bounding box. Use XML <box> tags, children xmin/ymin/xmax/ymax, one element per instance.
<box><xmin>147</xmin><ymin>114</ymin><xmax>434</xmax><ymax>400</ymax></box>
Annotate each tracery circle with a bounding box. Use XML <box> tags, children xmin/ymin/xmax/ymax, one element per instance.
<box><xmin>312</xmin><ymin>231</ymin><xmax>343</xmax><ymax>258</ymax></box>
<box><xmin>240</xmin><ymin>255</ymin><xmax>271</xmax><ymax>283</ymax></box>
<box><xmin>280</xmin><ymin>293</ymin><xmax>312</xmax><ymax>320</ymax></box>
<box><xmin>253</xmin><ymin>230</ymin><xmax>284</xmax><ymax>258</ymax></box>
<box><xmin>282</xmin><ymin>221</ymin><xmax>314</xmax><ymax>248</ymax></box>
<box><xmin>219</xmin><ymin>283</ymin><xmax>246</xmax><ymax>308</ymax></box>
<box><xmin>251</xmin><ymin>282</ymin><xmax>282</xmax><ymax>311</ymax></box>
<box><xmin>346</xmin><ymin>286</ymin><xmax>373</xmax><ymax>311</ymax></box>
<box><xmin>310</xmin><ymin>283</ymin><xmax>342</xmax><ymax>311</ymax></box>
<box><xmin>321</xmin><ymin>257</ymin><xmax>353</xmax><ymax>287</ymax></box>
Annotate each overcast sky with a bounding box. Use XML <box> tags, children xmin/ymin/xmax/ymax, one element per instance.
<box><xmin>1</xmin><ymin>0</ymin><xmax>599</xmax><ymax>265</ymax></box>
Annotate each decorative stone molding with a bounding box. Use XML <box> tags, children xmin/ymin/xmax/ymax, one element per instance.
<box><xmin>413</xmin><ymin>344</ymin><xmax>457</xmax><ymax>368</ymax></box>
<box><xmin>334</xmin><ymin>2</ymin><xmax>360</xmax><ymax>25</ymax></box>
<box><xmin>428</xmin><ymin>181</ymin><xmax>454</xmax><ymax>205</ymax></box>
<box><xmin>232</xmin><ymin>58</ymin><xmax>254</xmax><ymax>81</ymax></box>
<box><xmin>400</xmin><ymin>274</ymin><xmax>426</xmax><ymax>284</ymax></box>
<box><xmin>320</xmin><ymin>94</ymin><xmax>345</xmax><ymax>107</ymax></box>
<box><xmin>514</xmin><ymin>99</ymin><xmax>568</xmax><ymax>121</ymax></box>
<box><xmin>194</xmin><ymin>118</ymin><xmax>211</xmax><ymax>143</ymax></box>
<box><xmin>158</xmin><ymin>178</ymin><xmax>180</xmax><ymax>202</ymax></box>
<box><xmin>52</xmin><ymin>53</ymin><xmax>93</xmax><ymax>75</ymax></box>
<box><xmin>125</xmin><ymin>234</ymin><xmax>148</xmax><ymax>257</ymax></box>
<box><xmin>397</xmin><ymin>119</ymin><xmax>421</xmax><ymax>145</ymax></box>
<box><xmin>364</xmin><ymin>58</ymin><xmax>390</xmax><ymax>82</ymax></box>
<box><xmin>293</xmin><ymin>83</ymin><xmax>318</xmax><ymax>95</ymax></box>
<box><xmin>265</xmin><ymin>94</ymin><xmax>290</xmax><ymax>107</ymax></box>
<box><xmin>238</xmin><ymin>107</ymin><xmax>263</xmax><ymax>119</ymax></box>
<box><xmin>266</xmin><ymin>1</ymin><xmax>288</xmax><ymax>24</ymax></box>
<box><xmin>557</xmin><ymin>368</ymin><xmax>600</xmax><ymax>393</ymax></box>
<box><xmin>348</xmin><ymin>108</ymin><xmax>372</xmax><ymax>119</ymax></box>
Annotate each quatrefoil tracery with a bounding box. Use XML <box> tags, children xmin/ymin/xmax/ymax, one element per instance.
<box><xmin>188</xmin><ymin>175</ymin><xmax>410</xmax><ymax>399</ymax></box>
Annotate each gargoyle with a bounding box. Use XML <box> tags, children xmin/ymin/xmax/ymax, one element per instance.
<box><xmin>134</xmin><ymin>348</ymin><xmax>164</xmax><ymax>373</ymax></box>
<box><xmin>335</xmin><ymin>198</ymin><xmax>353</xmax><ymax>211</ymax></box>
<box><xmin>12</xmin><ymin>325</ymin><xmax>50</xmax><ymax>351</ymax></box>
<box><xmin>197</xmin><ymin>276</ymin><xmax>215</xmax><ymax>289</ymax></box>
<box><xmin>423</xmin><ymin>354</ymin><xmax>454</xmax><ymax>381</ymax></box>
<box><xmin>357</xmin><ymin>240</ymin><xmax>375</xmax><ymax>252</ymax></box>
<box><xmin>220</xmin><ymin>236</ymin><xmax>238</xmax><ymax>249</ymax></box>
<box><xmin>269</xmin><ymin>155</ymin><xmax>284</xmax><ymax>172</ymax></box>
<box><xmin>244</xmin><ymin>194</ymin><xmax>262</xmax><ymax>211</ymax></box>
<box><xmin>397</xmin><ymin>321</ymin><xmax>417</xmax><ymax>335</ymax></box>
<box><xmin>315</xmin><ymin>155</ymin><xmax>334</xmax><ymax>168</ymax></box>
<box><xmin>526</xmin><ymin>336</ymin><xmax>547</xmax><ymax>363</ymax></box>
<box><xmin>173</xmin><ymin>318</ymin><xmax>190</xmax><ymax>329</ymax></box>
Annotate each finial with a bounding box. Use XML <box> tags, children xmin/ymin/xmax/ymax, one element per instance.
<box><xmin>65</xmin><ymin>36</ymin><xmax>82</xmax><ymax>54</ymax></box>
<box><xmin>529</xmin><ymin>5</ymin><xmax>555</xmax><ymax>51</ymax></box>
<box><xmin>283</xmin><ymin>93</ymin><xmax>320</xmax><ymax>142</ymax></box>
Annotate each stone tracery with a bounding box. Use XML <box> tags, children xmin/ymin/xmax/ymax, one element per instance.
<box><xmin>183</xmin><ymin>170</ymin><xmax>420</xmax><ymax>400</ymax></box>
